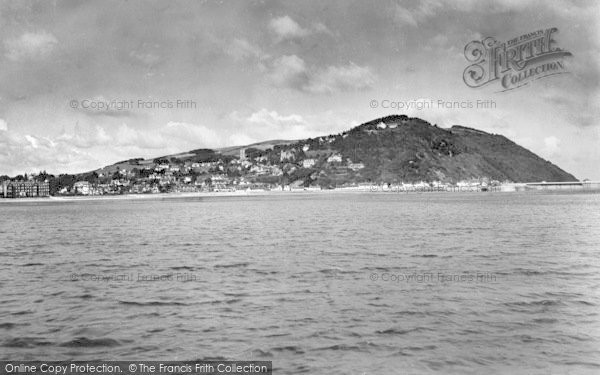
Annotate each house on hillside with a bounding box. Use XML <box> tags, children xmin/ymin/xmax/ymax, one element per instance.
<box><xmin>280</xmin><ymin>150</ymin><xmax>295</xmax><ymax>162</ymax></box>
<box><xmin>327</xmin><ymin>154</ymin><xmax>342</xmax><ymax>163</ymax></box>
<box><xmin>302</xmin><ymin>159</ymin><xmax>316</xmax><ymax>168</ymax></box>
<box><xmin>348</xmin><ymin>162</ymin><xmax>365</xmax><ymax>171</ymax></box>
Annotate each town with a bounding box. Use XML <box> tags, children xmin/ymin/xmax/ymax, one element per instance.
<box><xmin>1</xmin><ymin>145</ymin><xmax>504</xmax><ymax>198</ymax></box>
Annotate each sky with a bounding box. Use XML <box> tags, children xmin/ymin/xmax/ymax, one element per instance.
<box><xmin>0</xmin><ymin>0</ymin><xmax>598</xmax><ymax>179</ymax></box>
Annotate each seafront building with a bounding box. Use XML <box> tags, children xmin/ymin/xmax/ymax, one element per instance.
<box><xmin>1</xmin><ymin>181</ymin><xmax>50</xmax><ymax>198</ymax></box>
<box><xmin>73</xmin><ymin>181</ymin><xmax>91</xmax><ymax>195</ymax></box>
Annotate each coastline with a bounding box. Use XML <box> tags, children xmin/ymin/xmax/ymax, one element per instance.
<box><xmin>3</xmin><ymin>186</ymin><xmax>598</xmax><ymax>203</ymax></box>
<box><xmin>0</xmin><ymin>187</ymin><xmax>488</xmax><ymax>203</ymax></box>
<box><xmin>0</xmin><ymin>189</ymin><xmax>362</xmax><ymax>203</ymax></box>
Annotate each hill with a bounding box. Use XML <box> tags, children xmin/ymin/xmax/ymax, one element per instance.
<box><xmin>217</xmin><ymin>139</ymin><xmax>298</xmax><ymax>156</ymax></box>
<box><xmin>89</xmin><ymin>114</ymin><xmax>576</xmax><ymax>185</ymax></box>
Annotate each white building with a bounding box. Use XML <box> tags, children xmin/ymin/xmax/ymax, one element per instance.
<box><xmin>348</xmin><ymin>162</ymin><xmax>365</xmax><ymax>171</ymax></box>
<box><xmin>280</xmin><ymin>150</ymin><xmax>295</xmax><ymax>161</ymax></box>
<box><xmin>73</xmin><ymin>181</ymin><xmax>91</xmax><ymax>195</ymax></box>
<box><xmin>327</xmin><ymin>154</ymin><xmax>342</xmax><ymax>163</ymax></box>
<box><xmin>302</xmin><ymin>159</ymin><xmax>316</xmax><ymax>168</ymax></box>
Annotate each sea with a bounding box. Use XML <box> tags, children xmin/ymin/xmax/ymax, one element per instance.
<box><xmin>1</xmin><ymin>191</ymin><xmax>599</xmax><ymax>374</ymax></box>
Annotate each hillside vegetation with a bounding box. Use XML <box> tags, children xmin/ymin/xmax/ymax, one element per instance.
<box><xmin>83</xmin><ymin>114</ymin><xmax>576</xmax><ymax>188</ymax></box>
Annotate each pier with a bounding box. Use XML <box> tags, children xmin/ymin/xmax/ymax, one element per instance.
<box><xmin>501</xmin><ymin>181</ymin><xmax>600</xmax><ymax>192</ymax></box>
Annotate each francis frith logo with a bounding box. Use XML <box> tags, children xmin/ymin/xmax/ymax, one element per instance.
<box><xmin>463</xmin><ymin>27</ymin><xmax>572</xmax><ymax>91</ymax></box>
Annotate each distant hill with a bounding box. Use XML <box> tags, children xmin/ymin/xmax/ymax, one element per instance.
<box><xmin>217</xmin><ymin>139</ymin><xmax>298</xmax><ymax>156</ymax></box>
<box><xmin>90</xmin><ymin>115</ymin><xmax>577</xmax><ymax>184</ymax></box>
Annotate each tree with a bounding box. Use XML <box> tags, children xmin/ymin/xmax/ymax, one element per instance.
<box><xmin>84</xmin><ymin>172</ymin><xmax>99</xmax><ymax>184</ymax></box>
<box><xmin>57</xmin><ymin>174</ymin><xmax>77</xmax><ymax>191</ymax></box>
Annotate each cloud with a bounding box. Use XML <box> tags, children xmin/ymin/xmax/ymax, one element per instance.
<box><xmin>268</xmin><ymin>15</ymin><xmax>333</xmax><ymax>42</ymax></box>
<box><xmin>247</xmin><ymin>109</ymin><xmax>308</xmax><ymax>128</ymax></box>
<box><xmin>227</xmin><ymin>109</ymin><xmax>317</xmax><ymax>143</ymax></box>
<box><xmin>223</xmin><ymin>38</ymin><xmax>271</xmax><ymax>72</ymax></box>
<box><xmin>269</xmin><ymin>16</ymin><xmax>310</xmax><ymax>41</ymax></box>
<box><xmin>56</xmin><ymin>125</ymin><xmax>112</xmax><ymax>149</ymax></box>
<box><xmin>305</xmin><ymin>63</ymin><xmax>376</xmax><ymax>94</ymax></box>
<box><xmin>268</xmin><ymin>57</ymin><xmax>375</xmax><ymax>94</ymax></box>
<box><xmin>25</xmin><ymin>134</ymin><xmax>40</xmax><ymax>148</ymax></box>
<box><xmin>227</xmin><ymin>133</ymin><xmax>255</xmax><ymax>147</ymax></box>
<box><xmin>268</xmin><ymin>55</ymin><xmax>308</xmax><ymax>88</ymax></box>
<box><xmin>542</xmin><ymin>88</ymin><xmax>600</xmax><ymax>128</ymax></box>
<box><xmin>4</xmin><ymin>31</ymin><xmax>58</xmax><ymax>61</ymax></box>
<box><xmin>115</xmin><ymin>123</ymin><xmax>165</xmax><ymax>149</ymax></box>
<box><xmin>394</xmin><ymin>6</ymin><xmax>418</xmax><ymax>27</ymax></box>
<box><xmin>230</xmin><ymin>108</ymin><xmax>355</xmax><ymax>142</ymax></box>
<box><xmin>314</xmin><ymin>22</ymin><xmax>333</xmax><ymax>36</ymax></box>
<box><xmin>160</xmin><ymin>121</ymin><xmax>221</xmax><ymax>148</ymax></box>
<box><xmin>393</xmin><ymin>0</ymin><xmax>443</xmax><ymax>27</ymax></box>
<box><xmin>0</xmin><ymin>129</ymin><xmax>92</xmax><ymax>175</ymax></box>
<box><xmin>224</xmin><ymin>38</ymin><xmax>265</xmax><ymax>61</ymax></box>
<box><xmin>114</xmin><ymin>122</ymin><xmax>222</xmax><ymax>150</ymax></box>
<box><xmin>0</xmin><ymin>119</ymin><xmax>7</xmax><ymax>131</ymax></box>
<box><xmin>129</xmin><ymin>50</ymin><xmax>161</xmax><ymax>66</ymax></box>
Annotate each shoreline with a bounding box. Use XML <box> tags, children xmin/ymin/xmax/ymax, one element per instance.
<box><xmin>0</xmin><ymin>189</ymin><xmax>358</xmax><ymax>203</ymax></box>
<box><xmin>1</xmin><ymin>187</ymin><xmax>598</xmax><ymax>203</ymax></box>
